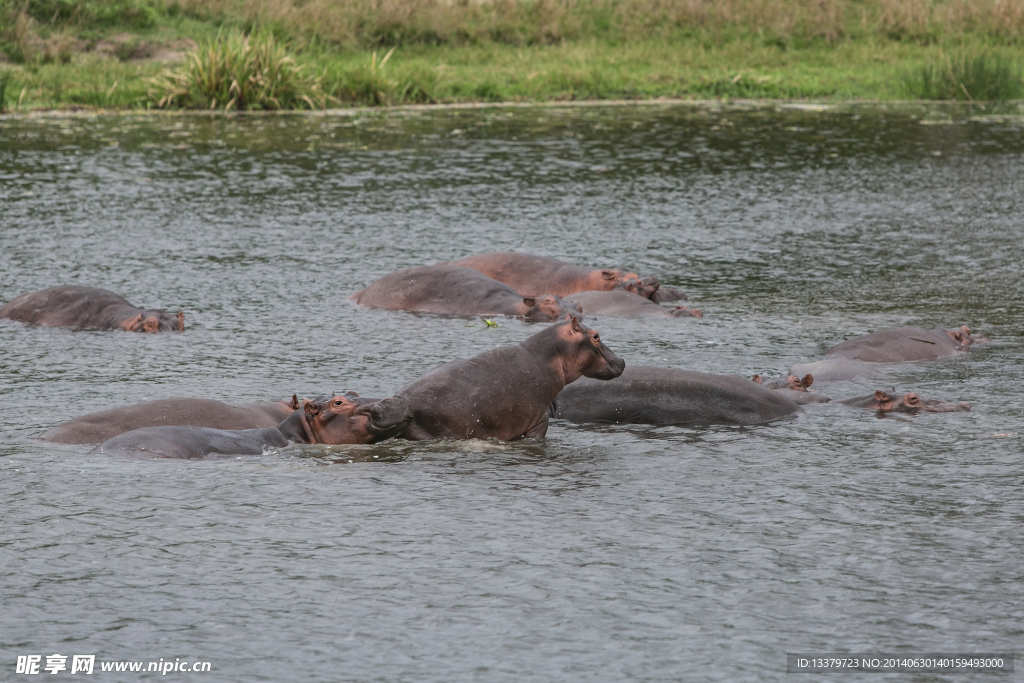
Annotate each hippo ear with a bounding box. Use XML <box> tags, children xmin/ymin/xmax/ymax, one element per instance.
<box><xmin>751</xmin><ymin>374</ymin><xmax>763</xmax><ymax>384</ymax></box>
<box><xmin>522</xmin><ymin>297</ymin><xmax>536</xmax><ymax>307</ymax></box>
<box><xmin>801</xmin><ymin>374</ymin><xmax>813</xmax><ymax>388</ymax></box>
<box><xmin>121</xmin><ymin>314</ymin><xmax>144</xmax><ymax>332</ymax></box>
<box><xmin>304</xmin><ymin>401</ymin><xmax>321</xmax><ymax>417</ymax></box>
<box><xmin>601</xmin><ymin>270</ymin><xmax>616</xmax><ymax>280</ymax></box>
<box><xmin>567</xmin><ymin>314</ymin><xmax>582</xmax><ymax>332</ymax></box>
<box><xmin>176</xmin><ymin>311</ymin><xmax>185</xmax><ymax>331</ymax></box>
<box><xmin>290</xmin><ymin>394</ymin><xmax>300</xmax><ymax>410</ymax></box>
<box><xmin>872</xmin><ymin>389</ymin><xmax>891</xmax><ymax>407</ymax></box>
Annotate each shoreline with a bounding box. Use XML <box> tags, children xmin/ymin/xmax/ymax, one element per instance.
<box><xmin>3</xmin><ymin>97</ymin><xmax>1022</xmax><ymax>119</ymax></box>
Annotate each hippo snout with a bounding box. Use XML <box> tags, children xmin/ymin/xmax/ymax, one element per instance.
<box><xmin>369</xmin><ymin>397</ymin><xmax>412</xmax><ymax>433</ymax></box>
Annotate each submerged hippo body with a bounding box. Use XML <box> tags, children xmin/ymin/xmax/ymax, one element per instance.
<box><xmin>551</xmin><ymin>366</ymin><xmax>801</xmax><ymax>426</ymax></box>
<box><xmin>565</xmin><ymin>290</ymin><xmax>701</xmax><ymax>318</ymax></box>
<box><xmin>398</xmin><ymin>315</ymin><xmax>624</xmax><ymax>441</ymax></box>
<box><xmin>39</xmin><ymin>398</ymin><xmax>300</xmax><ymax>444</ymax></box>
<box><xmin>789</xmin><ymin>359</ymin><xmax>881</xmax><ymax>382</ymax></box>
<box><xmin>445</xmin><ymin>252</ymin><xmax>639</xmax><ymax>297</ymax></box>
<box><xmin>825</xmin><ymin>326</ymin><xmax>982</xmax><ymax>363</ymax></box>
<box><xmin>94</xmin><ymin>395</ymin><xmax>412</xmax><ymax>459</ymax></box>
<box><xmin>841</xmin><ymin>390</ymin><xmax>970</xmax><ymax>414</ymax></box>
<box><xmin>1</xmin><ymin>286</ymin><xmax>184</xmax><ymax>332</ymax></box>
<box><xmin>351</xmin><ymin>266</ymin><xmax>580</xmax><ymax>321</ymax></box>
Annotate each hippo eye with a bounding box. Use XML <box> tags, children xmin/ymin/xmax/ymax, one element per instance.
<box><xmin>333</xmin><ymin>400</ymin><xmax>343</xmax><ymax>407</ymax></box>
<box><xmin>592</xmin><ymin>333</ymin><xmax>600</xmax><ymax>342</ymax></box>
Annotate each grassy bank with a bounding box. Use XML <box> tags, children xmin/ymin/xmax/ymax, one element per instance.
<box><xmin>1</xmin><ymin>0</ymin><xmax>1023</xmax><ymax>110</ymax></box>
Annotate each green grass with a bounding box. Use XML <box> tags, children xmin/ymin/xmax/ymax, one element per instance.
<box><xmin>1</xmin><ymin>0</ymin><xmax>1023</xmax><ymax>110</ymax></box>
<box><xmin>901</xmin><ymin>50</ymin><xmax>1024</xmax><ymax>101</ymax></box>
<box><xmin>4</xmin><ymin>38</ymin><xmax>1024</xmax><ymax>111</ymax></box>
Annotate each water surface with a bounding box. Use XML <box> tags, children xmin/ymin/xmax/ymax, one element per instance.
<box><xmin>1</xmin><ymin>102</ymin><xmax>1022</xmax><ymax>681</ymax></box>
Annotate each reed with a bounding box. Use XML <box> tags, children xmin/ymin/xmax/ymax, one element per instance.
<box><xmin>148</xmin><ymin>28</ymin><xmax>331</xmax><ymax>109</ymax></box>
<box><xmin>0</xmin><ymin>67</ymin><xmax>10</xmax><ymax>112</ymax></box>
<box><xmin>902</xmin><ymin>49</ymin><xmax>1024</xmax><ymax>100</ymax></box>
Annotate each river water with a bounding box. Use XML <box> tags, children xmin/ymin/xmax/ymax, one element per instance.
<box><xmin>1</xmin><ymin>103</ymin><xmax>1022</xmax><ymax>681</ymax></box>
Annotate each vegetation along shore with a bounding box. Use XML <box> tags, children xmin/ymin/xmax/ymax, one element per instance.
<box><xmin>1</xmin><ymin>0</ymin><xmax>1023</xmax><ymax>111</ymax></box>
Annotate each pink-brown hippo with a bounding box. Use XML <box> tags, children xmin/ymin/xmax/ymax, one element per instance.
<box><xmin>840</xmin><ymin>390</ymin><xmax>970</xmax><ymax>414</ymax></box>
<box><xmin>1</xmin><ymin>286</ymin><xmax>184</xmax><ymax>332</ymax></box>
<box><xmin>443</xmin><ymin>252</ymin><xmax>640</xmax><ymax>297</ymax></box>
<box><xmin>350</xmin><ymin>266</ymin><xmax>580</xmax><ymax>321</ymax></box>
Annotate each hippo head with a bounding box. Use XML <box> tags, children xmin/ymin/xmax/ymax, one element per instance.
<box><xmin>617</xmin><ymin>276</ymin><xmax>661</xmax><ymax>299</ymax></box>
<box><xmin>121</xmin><ymin>310</ymin><xmax>185</xmax><ymax>333</ymax></box>
<box><xmin>284</xmin><ymin>394</ymin><xmax>411</xmax><ymax>444</ymax></box>
<box><xmin>586</xmin><ymin>268</ymin><xmax>640</xmax><ymax>292</ymax></box>
<box><xmin>521</xmin><ymin>294</ymin><xmax>582</xmax><ymax>322</ymax></box>
<box><xmin>862</xmin><ymin>390</ymin><xmax>971</xmax><ymax>414</ymax></box>
<box><xmin>556</xmin><ymin>314</ymin><xmax>625</xmax><ymax>382</ymax></box>
<box><xmin>670</xmin><ymin>306</ymin><xmax>702</xmax><ymax>318</ymax></box>
<box><xmin>752</xmin><ymin>373</ymin><xmax>813</xmax><ymax>391</ymax></box>
<box><xmin>942</xmin><ymin>325</ymin><xmax>988</xmax><ymax>349</ymax></box>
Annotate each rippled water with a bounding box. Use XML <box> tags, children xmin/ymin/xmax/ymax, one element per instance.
<box><xmin>2</xmin><ymin>103</ymin><xmax>1022</xmax><ymax>681</ymax></box>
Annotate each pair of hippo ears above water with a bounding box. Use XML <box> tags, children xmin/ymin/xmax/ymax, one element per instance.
<box><xmin>751</xmin><ymin>373</ymin><xmax>813</xmax><ymax>390</ymax></box>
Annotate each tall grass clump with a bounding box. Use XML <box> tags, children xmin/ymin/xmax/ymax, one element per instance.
<box><xmin>902</xmin><ymin>50</ymin><xmax>1024</xmax><ymax>100</ymax></box>
<box><xmin>148</xmin><ymin>28</ymin><xmax>331</xmax><ymax>109</ymax></box>
<box><xmin>0</xmin><ymin>68</ymin><xmax>12</xmax><ymax>112</ymax></box>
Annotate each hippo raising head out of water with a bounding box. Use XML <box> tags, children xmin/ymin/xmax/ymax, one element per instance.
<box><xmin>95</xmin><ymin>394</ymin><xmax>412</xmax><ymax>458</ymax></box>
<box><xmin>397</xmin><ymin>314</ymin><xmax>624</xmax><ymax>441</ymax></box>
<box><xmin>350</xmin><ymin>265</ymin><xmax>580</xmax><ymax>322</ymax></box>
<box><xmin>840</xmin><ymin>390</ymin><xmax>970</xmax><ymax>414</ymax></box>
<box><xmin>1</xmin><ymin>286</ymin><xmax>184</xmax><ymax>333</ymax></box>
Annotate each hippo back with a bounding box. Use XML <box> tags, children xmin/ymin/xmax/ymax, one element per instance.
<box><xmin>1</xmin><ymin>286</ymin><xmax>132</xmax><ymax>327</ymax></box>
<box><xmin>39</xmin><ymin>398</ymin><xmax>296</xmax><ymax>444</ymax></box>
<box><xmin>824</xmin><ymin>327</ymin><xmax>961</xmax><ymax>362</ymax></box>
<box><xmin>552</xmin><ymin>366</ymin><xmax>801</xmax><ymax>425</ymax></box>
<box><xmin>94</xmin><ymin>426</ymin><xmax>289</xmax><ymax>459</ymax></box>
<box><xmin>565</xmin><ymin>290</ymin><xmax>671</xmax><ymax>317</ymax></box>
<box><xmin>352</xmin><ymin>265</ymin><xmax>522</xmax><ymax>315</ymax></box>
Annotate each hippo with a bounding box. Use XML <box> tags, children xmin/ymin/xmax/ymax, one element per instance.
<box><xmin>650</xmin><ymin>286</ymin><xmax>688</xmax><ymax>304</ymax></box>
<box><xmin>750</xmin><ymin>373</ymin><xmax>831</xmax><ymax>405</ymax></box>
<box><xmin>443</xmin><ymin>252</ymin><xmax>640</xmax><ymax>297</ymax></box>
<box><xmin>564</xmin><ymin>289</ymin><xmax>701</xmax><ymax>318</ymax></box>
<box><xmin>840</xmin><ymin>390</ymin><xmax>970</xmax><ymax>414</ymax></box>
<box><xmin>789</xmin><ymin>358</ymin><xmax>882</xmax><ymax>382</ymax></box>
<box><xmin>94</xmin><ymin>394</ymin><xmax>412</xmax><ymax>459</ymax></box>
<box><xmin>618</xmin><ymin>276</ymin><xmax>663</xmax><ymax>300</ymax></box>
<box><xmin>38</xmin><ymin>398</ymin><xmax>302</xmax><ymax>444</ymax></box>
<box><xmin>350</xmin><ymin>266</ymin><xmax>580</xmax><ymax>322</ymax></box>
<box><xmin>397</xmin><ymin>314</ymin><xmax>624</xmax><ymax>440</ymax></box>
<box><xmin>550</xmin><ymin>366</ymin><xmax>801</xmax><ymax>426</ymax></box>
<box><xmin>0</xmin><ymin>286</ymin><xmax>184</xmax><ymax>332</ymax></box>
<box><xmin>824</xmin><ymin>326</ymin><xmax>985</xmax><ymax>363</ymax></box>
